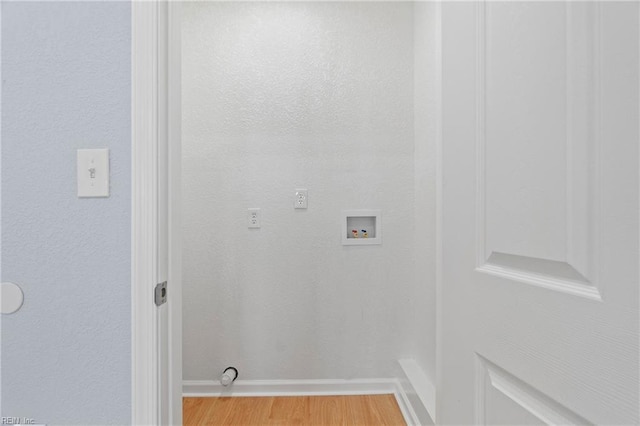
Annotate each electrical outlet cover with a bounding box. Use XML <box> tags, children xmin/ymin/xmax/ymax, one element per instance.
<box><xmin>248</xmin><ymin>208</ymin><xmax>261</xmax><ymax>228</ymax></box>
<box><xmin>294</xmin><ymin>189</ymin><xmax>308</xmax><ymax>209</ymax></box>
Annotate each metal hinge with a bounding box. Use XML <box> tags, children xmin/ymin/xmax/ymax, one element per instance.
<box><xmin>155</xmin><ymin>281</ymin><xmax>167</xmax><ymax>306</ymax></box>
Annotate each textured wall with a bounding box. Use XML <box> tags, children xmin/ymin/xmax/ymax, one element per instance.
<box><xmin>182</xmin><ymin>2</ymin><xmax>433</xmax><ymax>381</ymax></box>
<box><xmin>1</xmin><ymin>2</ymin><xmax>131</xmax><ymax>424</ymax></box>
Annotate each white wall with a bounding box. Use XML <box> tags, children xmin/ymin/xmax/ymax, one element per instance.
<box><xmin>182</xmin><ymin>1</ymin><xmax>436</xmax><ymax>381</ymax></box>
<box><xmin>412</xmin><ymin>0</ymin><xmax>438</xmax><ymax>385</ymax></box>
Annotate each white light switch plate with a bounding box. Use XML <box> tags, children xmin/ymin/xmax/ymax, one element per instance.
<box><xmin>77</xmin><ymin>149</ymin><xmax>109</xmax><ymax>197</ymax></box>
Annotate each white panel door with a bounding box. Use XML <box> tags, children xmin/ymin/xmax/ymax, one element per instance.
<box><xmin>440</xmin><ymin>2</ymin><xmax>639</xmax><ymax>425</ymax></box>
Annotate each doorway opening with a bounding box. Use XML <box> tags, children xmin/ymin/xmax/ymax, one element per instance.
<box><xmin>164</xmin><ymin>2</ymin><xmax>440</xmax><ymax>425</ymax></box>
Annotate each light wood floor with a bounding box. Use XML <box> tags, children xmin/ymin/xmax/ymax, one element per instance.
<box><xmin>183</xmin><ymin>395</ymin><xmax>407</xmax><ymax>425</ymax></box>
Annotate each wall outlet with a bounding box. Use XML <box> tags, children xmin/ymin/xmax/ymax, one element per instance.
<box><xmin>294</xmin><ymin>189</ymin><xmax>308</xmax><ymax>209</ymax></box>
<box><xmin>248</xmin><ymin>208</ymin><xmax>261</xmax><ymax>228</ymax></box>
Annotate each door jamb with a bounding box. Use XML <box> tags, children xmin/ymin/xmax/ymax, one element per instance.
<box><xmin>167</xmin><ymin>2</ymin><xmax>183</xmax><ymax>424</ymax></box>
<box><xmin>132</xmin><ymin>1</ymin><xmax>182</xmax><ymax>424</ymax></box>
<box><xmin>132</xmin><ymin>1</ymin><xmax>160</xmax><ymax>423</ymax></box>
<box><xmin>433</xmin><ymin>1</ymin><xmax>443</xmax><ymax>423</ymax></box>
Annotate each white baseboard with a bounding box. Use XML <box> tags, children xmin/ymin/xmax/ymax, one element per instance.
<box><xmin>183</xmin><ymin>378</ymin><xmax>400</xmax><ymax>397</ymax></box>
<box><xmin>183</xmin><ymin>378</ymin><xmax>421</xmax><ymax>425</ymax></box>
<box><xmin>398</xmin><ymin>359</ymin><xmax>436</xmax><ymax>425</ymax></box>
<box><xmin>393</xmin><ymin>381</ymin><xmax>423</xmax><ymax>426</ymax></box>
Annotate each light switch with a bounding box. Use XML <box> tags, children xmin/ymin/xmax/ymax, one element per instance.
<box><xmin>77</xmin><ymin>149</ymin><xmax>109</xmax><ymax>197</ymax></box>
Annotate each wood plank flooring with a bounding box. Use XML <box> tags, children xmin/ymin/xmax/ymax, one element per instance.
<box><xmin>183</xmin><ymin>395</ymin><xmax>407</xmax><ymax>425</ymax></box>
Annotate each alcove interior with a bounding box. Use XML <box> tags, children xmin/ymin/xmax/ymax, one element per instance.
<box><xmin>181</xmin><ymin>0</ymin><xmax>438</xmax><ymax>394</ymax></box>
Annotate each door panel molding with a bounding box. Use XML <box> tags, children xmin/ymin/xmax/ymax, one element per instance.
<box><xmin>474</xmin><ymin>2</ymin><xmax>602</xmax><ymax>301</ymax></box>
<box><xmin>474</xmin><ymin>355</ymin><xmax>592</xmax><ymax>426</ymax></box>
<box><xmin>480</xmin><ymin>252</ymin><xmax>599</xmax><ymax>300</ymax></box>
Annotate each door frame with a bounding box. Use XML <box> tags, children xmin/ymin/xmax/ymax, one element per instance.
<box><xmin>132</xmin><ymin>1</ymin><xmax>444</xmax><ymax>424</ymax></box>
<box><xmin>132</xmin><ymin>1</ymin><xmax>182</xmax><ymax>424</ymax></box>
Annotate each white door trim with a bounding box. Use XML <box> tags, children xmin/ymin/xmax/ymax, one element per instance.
<box><xmin>132</xmin><ymin>1</ymin><xmax>182</xmax><ymax>423</ymax></box>
<box><xmin>132</xmin><ymin>1</ymin><xmax>160</xmax><ymax>424</ymax></box>
<box><xmin>433</xmin><ymin>1</ymin><xmax>444</xmax><ymax>424</ymax></box>
<box><xmin>166</xmin><ymin>1</ymin><xmax>183</xmax><ymax>425</ymax></box>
